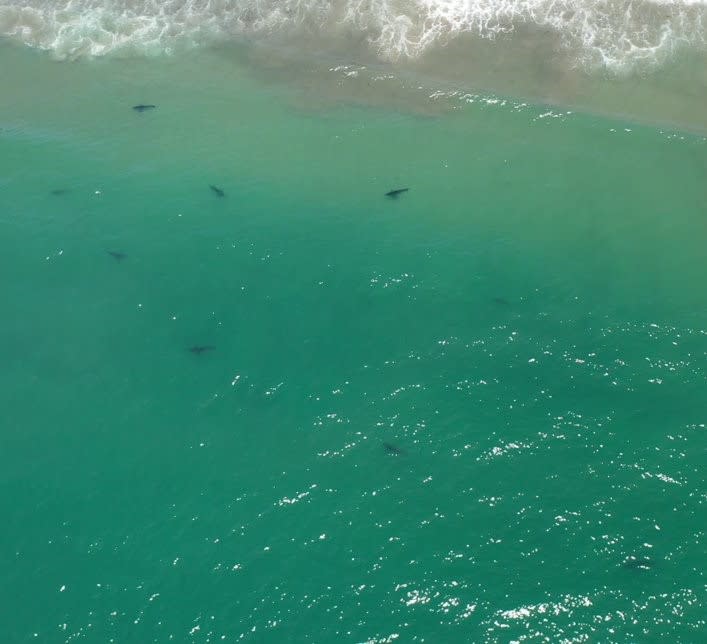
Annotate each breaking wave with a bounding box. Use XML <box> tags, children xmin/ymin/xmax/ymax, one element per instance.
<box><xmin>0</xmin><ymin>0</ymin><xmax>705</xmax><ymax>72</ymax></box>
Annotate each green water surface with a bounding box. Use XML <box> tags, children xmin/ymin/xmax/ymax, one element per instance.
<box><xmin>1</xmin><ymin>43</ymin><xmax>706</xmax><ymax>642</ymax></box>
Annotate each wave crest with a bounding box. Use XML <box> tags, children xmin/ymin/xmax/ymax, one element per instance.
<box><xmin>0</xmin><ymin>0</ymin><xmax>705</xmax><ymax>72</ymax></box>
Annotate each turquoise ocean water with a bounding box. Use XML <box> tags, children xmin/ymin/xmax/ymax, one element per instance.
<box><xmin>1</xmin><ymin>36</ymin><xmax>706</xmax><ymax>642</ymax></box>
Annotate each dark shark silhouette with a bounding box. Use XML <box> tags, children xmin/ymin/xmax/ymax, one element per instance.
<box><xmin>622</xmin><ymin>555</ymin><xmax>653</xmax><ymax>571</ymax></box>
<box><xmin>107</xmin><ymin>251</ymin><xmax>127</xmax><ymax>261</ymax></box>
<box><xmin>383</xmin><ymin>442</ymin><xmax>405</xmax><ymax>455</ymax></box>
<box><xmin>188</xmin><ymin>346</ymin><xmax>216</xmax><ymax>355</ymax></box>
<box><xmin>133</xmin><ymin>104</ymin><xmax>156</xmax><ymax>112</ymax></box>
<box><xmin>385</xmin><ymin>188</ymin><xmax>409</xmax><ymax>199</ymax></box>
<box><xmin>209</xmin><ymin>185</ymin><xmax>225</xmax><ymax>197</ymax></box>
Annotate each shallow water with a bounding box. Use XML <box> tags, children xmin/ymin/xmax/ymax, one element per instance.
<box><xmin>2</xmin><ymin>0</ymin><xmax>707</xmax><ymax>130</ymax></box>
<box><xmin>1</xmin><ymin>42</ymin><xmax>706</xmax><ymax>642</ymax></box>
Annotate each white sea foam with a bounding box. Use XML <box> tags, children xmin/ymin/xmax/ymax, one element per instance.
<box><xmin>0</xmin><ymin>0</ymin><xmax>705</xmax><ymax>72</ymax></box>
